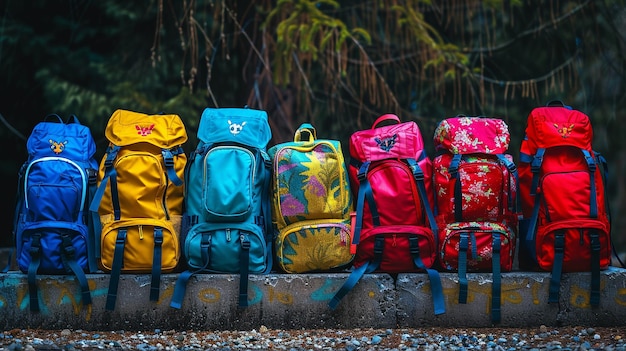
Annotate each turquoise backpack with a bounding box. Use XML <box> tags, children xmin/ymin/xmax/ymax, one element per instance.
<box><xmin>170</xmin><ymin>106</ymin><xmax>273</xmax><ymax>308</ymax></box>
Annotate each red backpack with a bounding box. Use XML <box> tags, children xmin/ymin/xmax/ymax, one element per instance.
<box><xmin>518</xmin><ymin>101</ymin><xmax>611</xmax><ymax>306</ymax></box>
<box><xmin>433</xmin><ymin>116</ymin><xmax>519</xmax><ymax>323</ymax></box>
<box><xmin>328</xmin><ymin>114</ymin><xmax>444</xmax><ymax>316</ymax></box>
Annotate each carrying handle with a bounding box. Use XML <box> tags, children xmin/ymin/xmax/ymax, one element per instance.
<box><xmin>44</xmin><ymin>114</ymin><xmax>64</xmax><ymax>123</ymax></box>
<box><xmin>546</xmin><ymin>100</ymin><xmax>572</xmax><ymax>110</ymax></box>
<box><xmin>294</xmin><ymin>123</ymin><xmax>317</xmax><ymax>142</ymax></box>
<box><xmin>546</xmin><ymin>100</ymin><xmax>566</xmax><ymax>107</ymax></box>
<box><xmin>372</xmin><ymin>113</ymin><xmax>401</xmax><ymax>129</ymax></box>
<box><xmin>66</xmin><ymin>114</ymin><xmax>82</xmax><ymax>125</ymax></box>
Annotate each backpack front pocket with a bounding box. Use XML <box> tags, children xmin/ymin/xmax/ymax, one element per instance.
<box><xmin>24</xmin><ymin>157</ymin><xmax>87</xmax><ymax>222</ymax></box>
<box><xmin>439</xmin><ymin>221</ymin><xmax>515</xmax><ymax>272</ymax></box>
<box><xmin>111</xmin><ymin>151</ymin><xmax>169</xmax><ymax>220</ymax></box>
<box><xmin>273</xmin><ymin>143</ymin><xmax>348</xmax><ymax>223</ymax></box>
<box><xmin>17</xmin><ymin>220</ymin><xmax>89</xmax><ymax>274</ymax></box>
<box><xmin>535</xmin><ymin>219</ymin><xmax>610</xmax><ymax>272</ymax></box>
<box><xmin>355</xmin><ymin>225</ymin><xmax>436</xmax><ymax>273</ymax></box>
<box><xmin>203</xmin><ymin>146</ymin><xmax>255</xmax><ymax>222</ymax></box>
<box><xmin>275</xmin><ymin>219</ymin><xmax>353</xmax><ymax>273</ymax></box>
<box><xmin>184</xmin><ymin>222</ymin><xmax>268</xmax><ymax>274</ymax></box>
<box><xmin>100</xmin><ymin>218</ymin><xmax>179</xmax><ymax>273</ymax></box>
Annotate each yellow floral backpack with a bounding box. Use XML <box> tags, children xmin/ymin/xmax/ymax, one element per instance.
<box><xmin>268</xmin><ymin>123</ymin><xmax>354</xmax><ymax>273</ymax></box>
<box><xmin>89</xmin><ymin>109</ymin><xmax>187</xmax><ymax>311</ymax></box>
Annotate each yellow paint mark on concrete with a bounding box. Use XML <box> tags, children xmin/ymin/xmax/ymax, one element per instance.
<box><xmin>198</xmin><ymin>288</ymin><xmax>221</xmax><ymax>303</ymax></box>
<box><xmin>268</xmin><ymin>287</ymin><xmax>293</xmax><ymax>305</ymax></box>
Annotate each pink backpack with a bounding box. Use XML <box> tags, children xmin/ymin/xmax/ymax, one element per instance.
<box><xmin>329</xmin><ymin>114</ymin><xmax>444</xmax><ymax>316</ymax></box>
<box><xmin>433</xmin><ymin>116</ymin><xmax>519</xmax><ymax>323</ymax></box>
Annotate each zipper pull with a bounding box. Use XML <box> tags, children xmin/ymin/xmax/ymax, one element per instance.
<box><xmin>139</xmin><ymin>225</ymin><xmax>144</xmax><ymax>240</ymax></box>
<box><xmin>226</xmin><ymin>228</ymin><xmax>231</xmax><ymax>242</ymax></box>
<box><xmin>392</xmin><ymin>234</ymin><xmax>397</xmax><ymax>247</ymax></box>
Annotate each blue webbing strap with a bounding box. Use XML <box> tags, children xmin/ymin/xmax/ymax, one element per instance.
<box><xmin>458</xmin><ymin>232</ymin><xmax>469</xmax><ymax>304</ymax></box>
<box><xmin>89</xmin><ymin>146</ymin><xmax>120</xmax><ymax>261</ymax></box>
<box><xmin>89</xmin><ymin>146</ymin><xmax>119</xmax><ymax>214</ymax></box>
<box><xmin>529</xmin><ymin>148</ymin><xmax>545</xmax><ymax>197</ymax></box>
<box><xmin>491</xmin><ymin>233</ymin><xmax>502</xmax><ymax>324</ymax></box>
<box><xmin>86</xmin><ymin>168</ymin><xmax>99</xmax><ymax>273</ymax></box>
<box><xmin>170</xmin><ymin>270</ymin><xmax>194</xmax><ymax>310</ymax></box>
<box><xmin>497</xmin><ymin>154</ymin><xmax>520</xmax><ymax>214</ymax></box>
<box><xmin>582</xmin><ymin>149</ymin><xmax>598</xmax><ymax>219</ymax></box>
<box><xmin>27</xmin><ymin>234</ymin><xmax>42</xmax><ymax>312</ymax></box>
<box><xmin>170</xmin><ymin>233</ymin><xmax>211</xmax><ymax>309</ymax></box>
<box><xmin>61</xmin><ymin>232</ymin><xmax>92</xmax><ymax>307</ymax></box>
<box><xmin>406</xmin><ymin>158</ymin><xmax>444</xmax><ymax>315</ymax></box>
<box><xmin>353</xmin><ymin>161</ymin><xmax>379</xmax><ymax>246</ymax></box>
<box><xmin>106</xmin><ymin>228</ymin><xmax>127</xmax><ymax>311</ymax></box>
<box><xmin>161</xmin><ymin>147</ymin><xmax>184</xmax><ymax>186</ymax></box>
<box><xmin>406</xmin><ymin>158</ymin><xmax>438</xmax><ymax>235</ymax></box>
<box><xmin>110</xmin><ymin>170</ymin><xmax>121</xmax><ymax>220</ymax></box>
<box><xmin>526</xmin><ymin>149</ymin><xmax>544</xmax><ymax>267</ymax></box>
<box><xmin>526</xmin><ymin>191</ymin><xmax>542</xmax><ymax>262</ymax></box>
<box><xmin>549</xmin><ymin>231</ymin><xmax>565</xmax><ymax>304</ymax></box>
<box><xmin>150</xmin><ymin>227</ymin><xmax>163</xmax><ymax>302</ymax></box>
<box><xmin>409</xmin><ymin>236</ymin><xmax>445</xmax><ymax>315</ymax></box>
<box><xmin>590</xmin><ymin>231</ymin><xmax>601</xmax><ymax>307</ymax></box>
<box><xmin>328</xmin><ymin>236</ymin><xmax>384</xmax><ymax>310</ymax></box>
<box><xmin>582</xmin><ymin>149</ymin><xmax>601</xmax><ymax>306</ymax></box>
<box><xmin>239</xmin><ymin>233</ymin><xmax>251</xmax><ymax>307</ymax></box>
<box><xmin>448</xmin><ymin>154</ymin><xmax>464</xmax><ymax>222</ymax></box>
<box><xmin>261</xmin><ymin>153</ymin><xmax>274</xmax><ymax>274</ymax></box>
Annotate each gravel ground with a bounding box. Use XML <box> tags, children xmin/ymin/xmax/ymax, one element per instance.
<box><xmin>1</xmin><ymin>326</ymin><xmax>625</xmax><ymax>351</ymax></box>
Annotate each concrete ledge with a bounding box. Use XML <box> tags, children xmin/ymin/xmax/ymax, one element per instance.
<box><xmin>1</xmin><ymin>268</ymin><xmax>625</xmax><ymax>330</ymax></box>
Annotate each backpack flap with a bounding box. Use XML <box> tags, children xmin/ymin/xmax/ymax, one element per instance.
<box><xmin>197</xmin><ymin>107</ymin><xmax>271</xmax><ymax>149</ymax></box>
<box><xmin>104</xmin><ymin>109</ymin><xmax>188</xmax><ymax>149</ymax></box>
<box><xmin>433</xmin><ymin>116</ymin><xmax>510</xmax><ymax>155</ymax></box>
<box><xmin>350</xmin><ymin>114</ymin><xmax>427</xmax><ymax>162</ymax></box>
<box><xmin>525</xmin><ymin>105</ymin><xmax>593</xmax><ymax>151</ymax></box>
<box><xmin>27</xmin><ymin>114</ymin><xmax>98</xmax><ymax>163</ymax></box>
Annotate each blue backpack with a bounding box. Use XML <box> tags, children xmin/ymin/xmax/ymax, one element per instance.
<box><xmin>13</xmin><ymin>114</ymin><xmax>99</xmax><ymax>312</ymax></box>
<box><xmin>170</xmin><ymin>107</ymin><xmax>273</xmax><ymax>309</ymax></box>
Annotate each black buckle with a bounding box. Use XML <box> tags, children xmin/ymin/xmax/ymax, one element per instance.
<box><xmin>162</xmin><ymin>149</ymin><xmax>174</xmax><ymax>168</ymax></box>
<box><xmin>409</xmin><ymin>236</ymin><xmax>420</xmax><ymax>255</ymax></box>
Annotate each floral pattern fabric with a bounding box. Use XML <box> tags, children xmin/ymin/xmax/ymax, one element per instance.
<box><xmin>432</xmin><ymin>116</ymin><xmax>519</xmax><ymax>273</ymax></box>
<box><xmin>438</xmin><ymin>221</ymin><xmax>515</xmax><ymax>272</ymax></box>
<box><xmin>434</xmin><ymin>116</ymin><xmax>510</xmax><ymax>154</ymax></box>
<box><xmin>268</xmin><ymin>127</ymin><xmax>354</xmax><ymax>273</ymax></box>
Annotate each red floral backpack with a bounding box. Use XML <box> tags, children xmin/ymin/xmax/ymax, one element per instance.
<box><xmin>433</xmin><ymin>115</ymin><xmax>519</xmax><ymax>324</ymax></box>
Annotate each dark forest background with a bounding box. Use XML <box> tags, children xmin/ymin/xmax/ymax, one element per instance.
<box><xmin>1</xmin><ymin>0</ymin><xmax>624</xmax><ymax>261</ymax></box>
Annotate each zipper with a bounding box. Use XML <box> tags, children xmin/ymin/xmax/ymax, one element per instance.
<box><xmin>579</xmin><ymin>229</ymin><xmax>584</xmax><ymax>245</ymax></box>
<box><xmin>24</xmin><ymin>156</ymin><xmax>87</xmax><ymax>210</ymax></box>
<box><xmin>139</xmin><ymin>225</ymin><xmax>144</xmax><ymax>240</ymax></box>
<box><xmin>226</xmin><ymin>228</ymin><xmax>231</xmax><ymax>242</ymax></box>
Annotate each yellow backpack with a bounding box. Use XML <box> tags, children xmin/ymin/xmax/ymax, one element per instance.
<box><xmin>89</xmin><ymin>109</ymin><xmax>187</xmax><ymax>311</ymax></box>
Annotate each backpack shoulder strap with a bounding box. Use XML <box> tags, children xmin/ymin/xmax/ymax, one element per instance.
<box><xmin>406</xmin><ymin>158</ymin><xmax>437</xmax><ymax>234</ymax></box>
